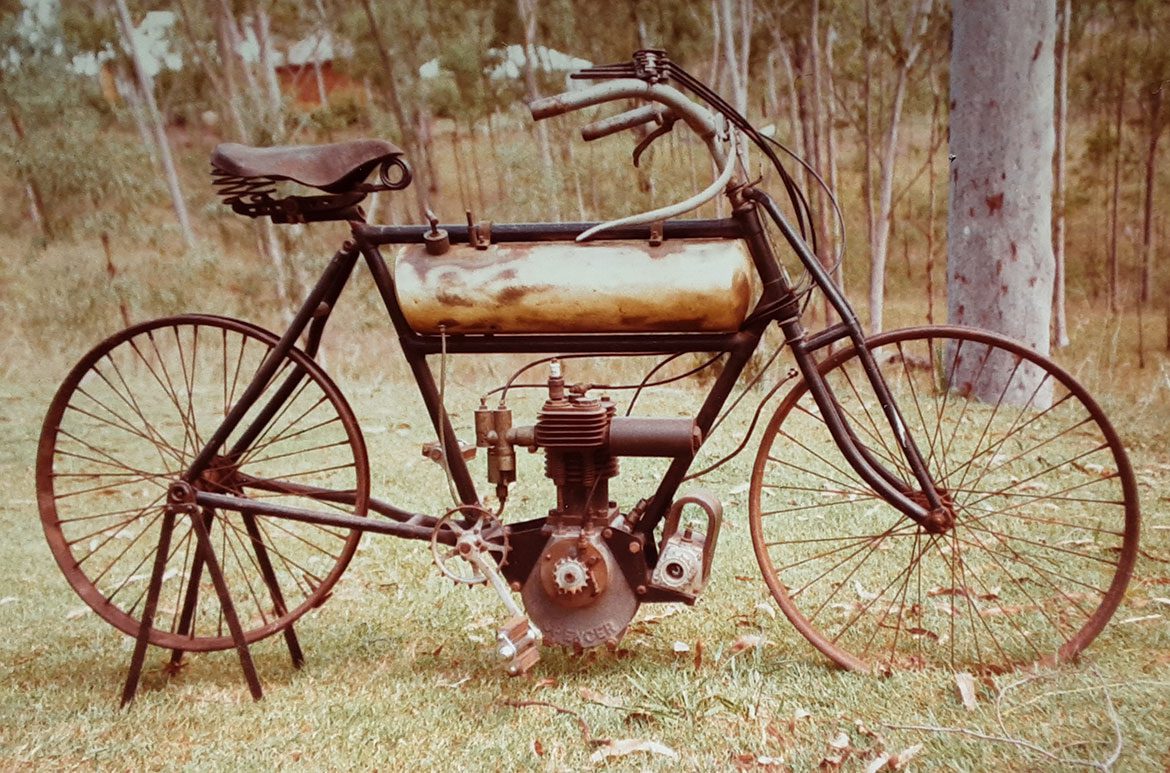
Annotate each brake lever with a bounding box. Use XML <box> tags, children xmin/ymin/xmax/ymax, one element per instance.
<box><xmin>632</xmin><ymin>115</ymin><xmax>677</xmax><ymax>168</ymax></box>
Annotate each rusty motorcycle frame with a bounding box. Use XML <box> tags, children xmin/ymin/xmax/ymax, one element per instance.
<box><xmin>36</xmin><ymin>52</ymin><xmax>1140</xmax><ymax>704</ymax></box>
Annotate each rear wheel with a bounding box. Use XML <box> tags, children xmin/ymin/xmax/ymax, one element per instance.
<box><xmin>749</xmin><ymin>326</ymin><xmax>1139</xmax><ymax>672</ymax></box>
<box><xmin>37</xmin><ymin>315</ymin><xmax>369</xmax><ymax>652</ymax></box>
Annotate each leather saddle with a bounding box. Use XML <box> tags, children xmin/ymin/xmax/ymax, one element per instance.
<box><xmin>211</xmin><ymin>139</ymin><xmax>405</xmax><ymax>193</ymax></box>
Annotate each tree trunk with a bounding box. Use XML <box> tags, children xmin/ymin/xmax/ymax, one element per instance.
<box><xmin>113</xmin><ymin>0</ymin><xmax>196</xmax><ymax>249</ymax></box>
<box><xmin>1140</xmin><ymin>92</ymin><xmax>1161</xmax><ymax>304</ymax></box>
<box><xmin>1051</xmin><ymin>0</ymin><xmax>1070</xmax><ymax>346</ymax></box>
<box><xmin>252</xmin><ymin>5</ymin><xmax>285</xmax><ymax>139</ymax></box>
<box><xmin>949</xmin><ymin>0</ymin><xmax>1056</xmax><ymax>405</ymax></box>
<box><xmin>1</xmin><ymin>74</ymin><xmax>51</xmax><ymax>239</ymax></box>
<box><xmin>360</xmin><ymin>0</ymin><xmax>428</xmax><ymax>217</ymax></box>
<box><xmin>517</xmin><ymin>0</ymin><xmax>560</xmax><ymax>219</ymax></box>
<box><xmin>1108</xmin><ymin>63</ymin><xmax>1126</xmax><ymax>316</ymax></box>
<box><xmin>824</xmin><ymin>24</ymin><xmax>843</xmax><ymax>289</ymax></box>
<box><xmin>867</xmin><ymin>68</ymin><xmax>909</xmax><ymax>333</ymax></box>
<box><xmin>866</xmin><ymin>0</ymin><xmax>933</xmax><ymax>334</ymax></box>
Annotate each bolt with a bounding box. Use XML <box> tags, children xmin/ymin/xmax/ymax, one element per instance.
<box><xmin>602</xmin><ymin>528</ymin><xmax>613</xmax><ymax>539</ymax></box>
<box><xmin>628</xmin><ymin>542</ymin><xmax>641</xmax><ymax>554</ymax></box>
<box><xmin>510</xmin><ymin>581</ymin><xmax>522</xmax><ymax>592</ymax></box>
<box><xmin>636</xmin><ymin>585</ymin><xmax>647</xmax><ymax>595</ymax></box>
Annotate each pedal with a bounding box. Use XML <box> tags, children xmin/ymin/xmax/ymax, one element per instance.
<box><xmin>496</xmin><ymin>615</ymin><xmax>541</xmax><ymax>676</ymax></box>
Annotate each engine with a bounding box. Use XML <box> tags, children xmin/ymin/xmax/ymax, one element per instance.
<box><xmin>478</xmin><ymin>361</ymin><xmax>718</xmax><ymax>652</ymax></box>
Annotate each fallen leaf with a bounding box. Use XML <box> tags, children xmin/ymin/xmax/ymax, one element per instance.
<box><xmin>66</xmin><ymin>607</ymin><xmax>91</xmax><ymax>620</ymax></box>
<box><xmin>672</xmin><ymin>640</ymin><xmax>691</xmax><ymax>653</ymax></box>
<box><xmin>853</xmin><ymin>718</ymin><xmax>879</xmax><ymax>739</ymax></box>
<box><xmin>854</xmin><ymin>581</ymin><xmax>878</xmax><ymax>601</ymax></box>
<box><xmin>829</xmin><ymin>731</ymin><xmax>850</xmax><ymax>750</ymax></box>
<box><xmin>533</xmin><ymin>738</ymin><xmax>544</xmax><ymax>756</ymax></box>
<box><xmin>694</xmin><ymin>640</ymin><xmax>704</xmax><ymax>671</ymax></box>
<box><xmin>889</xmin><ymin>743</ymin><xmax>923</xmax><ymax>769</ymax></box>
<box><xmin>579</xmin><ymin>687</ymin><xmax>623</xmax><ymax>708</ymax></box>
<box><xmin>755</xmin><ymin>602</ymin><xmax>777</xmax><ymax>619</ymax></box>
<box><xmin>534</xmin><ymin>677</ymin><xmax>558</xmax><ymax>689</ymax></box>
<box><xmin>729</xmin><ymin>634</ymin><xmax>772</xmax><ymax>655</ymax></box>
<box><xmin>793</xmin><ymin>707</ymin><xmax>812</xmax><ymax>721</ymax></box>
<box><xmin>954</xmin><ymin>671</ymin><xmax>978</xmax><ymax>711</ymax></box>
<box><xmin>589</xmin><ymin>738</ymin><xmax>679</xmax><ymax>764</ymax></box>
<box><xmin>864</xmin><ymin>752</ymin><xmax>891</xmax><ymax>773</ymax></box>
<box><xmin>0</xmin><ymin>597</ymin><xmax>16</xmax><ymax>605</ymax></box>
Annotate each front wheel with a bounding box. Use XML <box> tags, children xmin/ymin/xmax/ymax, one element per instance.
<box><xmin>749</xmin><ymin>326</ymin><xmax>1139</xmax><ymax>673</ymax></box>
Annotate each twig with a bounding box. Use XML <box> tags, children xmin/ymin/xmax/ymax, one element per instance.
<box><xmin>881</xmin><ymin>722</ymin><xmax>1078</xmax><ymax>768</ymax></box>
<box><xmin>503</xmin><ymin>699</ymin><xmax>606</xmax><ymax>748</ymax></box>
<box><xmin>888</xmin><ymin>667</ymin><xmax>1131</xmax><ymax>772</ymax></box>
<box><xmin>1000</xmin><ymin>680</ymin><xmax>1170</xmax><ymax>715</ymax></box>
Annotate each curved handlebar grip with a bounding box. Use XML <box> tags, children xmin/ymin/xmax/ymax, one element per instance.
<box><xmin>580</xmin><ymin>105</ymin><xmax>666</xmax><ymax>142</ymax></box>
<box><xmin>528</xmin><ymin>95</ymin><xmax>573</xmax><ymax>121</ymax></box>
<box><xmin>527</xmin><ymin>79</ymin><xmax>727</xmax><ymax>169</ymax></box>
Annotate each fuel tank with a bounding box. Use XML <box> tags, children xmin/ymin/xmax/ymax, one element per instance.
<box><xmin>392</xmin><ymin>238</ymin><xmax>758</xmax><ymax>334</ymax></box>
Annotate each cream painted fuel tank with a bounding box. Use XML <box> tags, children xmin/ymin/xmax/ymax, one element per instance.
<box><xmin>393</xmin><ymin>238</ymin><xmax>758</xmax><ymax>334</ymax></box>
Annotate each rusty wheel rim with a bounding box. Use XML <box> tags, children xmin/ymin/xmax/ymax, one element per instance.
<box><xmin>37</xmin><ymin>315</ymin><xmax>369</xmax><ymax>652</ymax></box>
<box><xmin>749</xmin><ymin>326</ymin><xmax>1139</xmax><ymax>673</ymax></box>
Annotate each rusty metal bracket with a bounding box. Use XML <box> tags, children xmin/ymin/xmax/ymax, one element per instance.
<box><xmin>465</xmin><ymin>209</ymin><xmax>492</xmax><ymax>249</ymax></box>
<box><xmin>649</xmin><ymin>220</ymin><xmax>664</xmax><ymax>246</ymax></box>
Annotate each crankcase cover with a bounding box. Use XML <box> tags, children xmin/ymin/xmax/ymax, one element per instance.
<box><xmin>393</xmin><ymin>238</ymin><xmax>757</xmax><ymax>334</ymax></box>
<box><xmin>521</xmin><ymin>531</ymin><xmax>639</xmax><ymax>649</ymax></box>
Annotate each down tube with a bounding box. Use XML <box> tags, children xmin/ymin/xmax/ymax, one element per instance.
<box><xmin>358</xmin><ymin>240</ymin><xmax>480</xmax><ymax>506</ymax></box>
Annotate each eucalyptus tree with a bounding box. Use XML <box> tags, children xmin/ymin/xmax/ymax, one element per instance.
<box><xmin>948</xmin><ymin>0</ymin><xmax>1056</xmax><ymax>403</ymax></box>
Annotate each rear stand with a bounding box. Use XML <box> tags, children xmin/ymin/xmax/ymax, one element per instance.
<box><xmin>119</xmin><ymin>491</ymin><xmax>303</xmax><ymax>707</ymax></box>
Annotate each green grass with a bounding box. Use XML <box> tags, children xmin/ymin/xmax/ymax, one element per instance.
<box><xmin>3</xmin><ymin>351</ymin><xmax>1170</xmax><ymax>770</ymax></box>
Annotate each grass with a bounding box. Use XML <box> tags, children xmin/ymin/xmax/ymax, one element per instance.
<box><xmin>3</xmin><ymin>329</ymin><xmax>1170</xmax><ymax>769</ymax></box>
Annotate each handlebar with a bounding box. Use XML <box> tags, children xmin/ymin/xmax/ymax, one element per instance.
<box><xmin>528</xmin><ymin>78</ymin><xmax>729</xmax><ymax>168</ymax></box>
<box><xmin>580</xmin><ymin>104</ymin><xmax>669</xmax><ymax>142</ymax></box>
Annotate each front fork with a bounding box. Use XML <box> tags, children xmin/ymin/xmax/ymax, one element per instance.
<box><xmin>746</xmin><ymin>191</ymin><xmax>953</xmax><ymax>533</ymax></box>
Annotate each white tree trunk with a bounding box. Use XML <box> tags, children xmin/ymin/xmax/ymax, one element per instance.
<box><xmin>949</xmin><ymin>0</ymin><xmax>1055</xmax><ymax>405</ymax></box>
<box><xmin>1051</xmin><ymin>0</ymin><xmax>1070</xmax><ymax>347</ymax></box>
<box><xmin>252</xmin><ymin>6</ymin><xmax>285</xmax><ymax>139</ymax></box>
<box><xmin>113</xmin><ymin>0</ymin><xmax>196</xmax><ymax>249</ymax></box>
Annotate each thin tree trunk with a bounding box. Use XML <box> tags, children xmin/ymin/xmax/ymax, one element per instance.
<box><xmin>775</xmin><ymin>38</ymin><xmax>803</xmax><ymax>162</ymax></box>
<box><xmin>113</xmin><ymin>0</ymin><xmax>196</xmax><ymax>249</ymax></box>
<box><xmin>824</xmin><ymin>24</ymin><xmax>842</xmax><ymax>289</ymax></box>
<box><xmin>113</xmin><ymin>67</ymin><xmax>159</xmax><ymax>167</ymax></box>
<box><xmin>252</xmin><ymin>5</ymin><xmax>285</xmax><ymax>139</ymax></box>
<box><xmin>1140</xmin><ymin>94</ymin><xmax>1161</xmax><ymax>304</ymax></box>
<box><xmin>868</xmin><ymin>68</ymin><xmax>909</xmax><ymax>333</ymax></box>
<box><xmin>1051</xmin><ymin>0</ymin><xmax>1070</xmax><ymax>346</ymax></box>
<box><xmin>1108</xmin><ymin>63</ymin><xmax>1126</xmax><ymax>316</ymax></box>
<box><xmin>360</xmin><ymin>0</ymin><xmax>428</xmax><ymax>217</ymax></box>
<box><xmin>1</xmin><ymin>74</ymin><xmax>51</xmax><ymax>238</ymax></box>
<box><xmin>517</xmin><ymin>0</ymin><xmax>559</xmax><ymax>219</ymax></box>
<box><xmin>861</xmin><ymin>0</ymin><xmax>876</xmax><ymax>302</ymax></box>
<box><xmin>312</xmin><ymin>0</ymin><xmax>332</xmax><ymax>107</ymax></box>
<box><xmin>867</xmin><ymin>0</ymin><xmax>933</xmax><ymax>334</ymax></box>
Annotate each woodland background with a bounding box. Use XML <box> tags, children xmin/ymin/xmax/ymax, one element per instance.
<box><xmin>1</xmin><ymin>0</ymin><xmax>1169</xmax><ymax>355</ymax></box>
